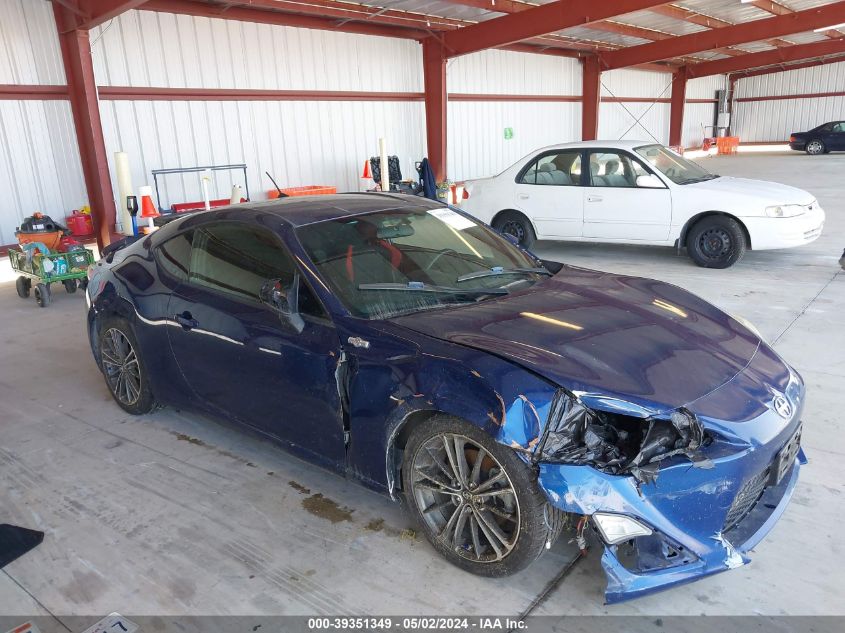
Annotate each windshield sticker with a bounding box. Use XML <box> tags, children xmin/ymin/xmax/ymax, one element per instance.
<box><xmin>428</xmin><ymin>208</ymin><xmax>475</xmax><ymax>231</ymax></box>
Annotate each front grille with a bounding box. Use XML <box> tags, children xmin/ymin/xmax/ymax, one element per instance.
<box><xmin>723</xmin><ymin>468</ymin><xmax>769</xmax><ymax>532</ymax></box>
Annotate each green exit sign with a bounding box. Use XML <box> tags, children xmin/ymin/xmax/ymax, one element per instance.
<box><xmin>504</xmin><ymin>127</ymin><xmax>514</xmax><ymax>140</ymax></box>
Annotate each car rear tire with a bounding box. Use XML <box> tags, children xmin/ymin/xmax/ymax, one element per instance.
<box><xmin>98</xmin><ymin>318</ymin><xmax>158</xmax><ymax>415</ymax></box>
<box><xmin>402</xmin><ymin>415</ymin><xmax>563</xmax><ymax>577</ymax></box>
<box><xmin>687</xmin><ymin>216</ymin><xmax>747</xmax><ymax>269</ymax></box>
<box><xmin>806</xmin><ymin>139</ymin><xmax>825</xmax><ymax>155</ymax></box>
<box><xmin>493</xmin><ymin>211</ymin><xmax>536</xmax><ymax>249</ymax></box>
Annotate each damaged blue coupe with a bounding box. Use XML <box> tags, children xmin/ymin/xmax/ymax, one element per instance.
<box><xmin>86</xmin><ymin>194</ymin><xmax>806</xmax><ymax>602</ymax></box>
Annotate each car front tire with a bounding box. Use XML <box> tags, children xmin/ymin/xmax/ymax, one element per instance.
<box><xmin>493</xmin><ymin>211</ymin><xmax>536</xmax><ymax>249</ymax></box>
<box><xmin>98</xmin><ymin>317</ymin><xmax>158</xmax><ymax>415</ymax></box>
<box><xmin>806</xmin><ymin>139</ymin><xmax>825</xmax><ymax>155</ymax></box>
<box><xmin>687</xmin><ymin>216</ymin><xmax>747</xmax><ymax>269</ymax></box>
<box><xmin>402</xmin><ymin>415</ymin><xmax>563</xmax><ymax>577</ymax></box>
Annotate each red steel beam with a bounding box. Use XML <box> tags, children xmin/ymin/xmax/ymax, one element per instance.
<box><xmin>746</xmin><ymin>0</ymin><xmax>845</xmax><ymax>39</ymax></box>
<box><xmin>0</xmin><ymin>84</ymin><xmax>69</xmax><ymax>99</ymax></box>
<box><xmin>601</xmin><ymin>1</ymin><xmax>845</xmax><ymax>69</ymax></box>
<box><xmin>423</xmin><ymin>38</ymin><xmax>447</xmax><ymax>182</ymax></box>
<box><xmin>581</xmin><ymin>55</ymin><xmax>601</xmax><ymax>141</ymax></box>
<box><xmin>668</xmin><ymin>66</ymin><xmax>687</xmax><ymax>147</ymax></box>
<box><xmin>649</xmin><ymin>5</ymin><xmax>796</xmax><ymax>49</ymax></box>
<box><xmin>688</xmin><ymin>37</ymin><xmax>845</xmax><ymax>78</ymax></box>
<box><xmin>730</xmin><ymin>53</ymin><xmax>845</xmax><ymax>79</ymax></box>
<box><xmin>142</xmin><ymin>0</ymin><xmax>430</xmax><ymax>40</ymax></box>
<box><xmin>439</xmin><ymin>0</ymin><xmax>672</xmax><ymax>58</ymax></box>
<box><xmin>142</xmin><ymin>0</ymin><xmax>607</xmax><ymax>58</ymax></box>
<box><xmin>219</xmin><ymin>0</ymin><xmax>468</xmax><ymax>31</ymax></box>
<box><xmin>54</xmin><ymin>4</ymin><xmax>117</xmax><ymax>250</ymax></box>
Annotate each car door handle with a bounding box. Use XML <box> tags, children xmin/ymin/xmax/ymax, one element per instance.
<box><xmin>174</xmin><ymin>311</ymin><xmax>198</xmax><ymax>330</ymax></box>
<box><xmin>518</xmin><ymin>194</ymin><xmax>530</xmax><ymax>200</ymax></box>
<box><xmin>587</xmin><ymin>195</ymin><xmax>603</xmax><ymax>202</ymax></box>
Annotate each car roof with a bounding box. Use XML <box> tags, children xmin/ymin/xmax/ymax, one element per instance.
<box><xmin>163</xmin><ymin>193</ymin><xmax>447</xmax><ymax>229</ymax></box>
<box><xmin>529</xmin><ymin>139</ymin><xmax>657</xmax><ymax>152</ymax></box>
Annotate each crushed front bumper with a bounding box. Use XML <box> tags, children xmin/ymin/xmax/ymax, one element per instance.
<box><xmin>537</xmin><ymin>423</ymin><xmax>806</xmax><ymax>603</ymax></box>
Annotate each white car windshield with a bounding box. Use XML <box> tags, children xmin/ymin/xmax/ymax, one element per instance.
<box><xmin>635</xmin><ymin>144</ymin><xmax>719</xmax><ymax>185</ymax></box>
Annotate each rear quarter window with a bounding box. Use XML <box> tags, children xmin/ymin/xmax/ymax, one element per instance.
<box><xmin>154</xmin><ymin>231</ymin><xmax>193</xmax><ymax>281</ymax></box>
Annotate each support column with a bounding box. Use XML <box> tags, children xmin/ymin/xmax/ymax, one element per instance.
<box><xmin>669</xmin><ymin>66</ymin><xmax>688</xmax><ymax>149</ymax></box>
<box><xmin>581</xmin><ymin>56</ymin><xmax>601</xmax><ymax>141</ymax></box>
<box><xmin>422</xmin><ymin>38</ymin><xmax>447</xmax><ymax>182</ymax></box>
<box><xmin>54</xmin><ymin>7</ymin><xmax>116</xmax><ymax>250</ymax></box>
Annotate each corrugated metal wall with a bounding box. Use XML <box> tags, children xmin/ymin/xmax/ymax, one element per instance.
<box><xmin>684</xmin><ymin>75</ymin><xmax>724</xmax><ymax>149</ymax></box>
<box><xmin>0</xmin><ymin>3</ymin><xmax>729</xmax><ymax>240</ymax></box>
<box><xmin>599</xmin><ymin>69</ymin><xmax>672</xmax><ymax>145</ymax></box>
<box><xmin>0</xmin><ymin>0</ymin><xmax>65</xmax><ymax>85</ymax></box>
<box><xmin>0</xmin><ymin>0</ymin><xmax>86</xmax><ymax>245</ymax></box>
<box><xmin>447</xmin><ymin>50</ymin><xmax>581</xmax><ymax>180</ymax></box>
<box><xmin>733</xmin><ymin>60</ymin><xmax>845</xmax><ymax>142</ymax></box>
<box><xmin>91</xmin><ymin>10</ymin><xmax>425</xmax><ymax>208</ymax></box>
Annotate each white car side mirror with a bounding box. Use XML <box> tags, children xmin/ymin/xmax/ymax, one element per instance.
<box><xmin>636</xmin><ymin>174</ymin><xmax>665</xmax><ymax>188</ymax></box>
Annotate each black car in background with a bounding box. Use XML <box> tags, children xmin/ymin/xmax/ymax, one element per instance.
<box><xmin>789</xmin><ymin>121</ymin><xmax>845</xmax><ymax>155</ymax></box>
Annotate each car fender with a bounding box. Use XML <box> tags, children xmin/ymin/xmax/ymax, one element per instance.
<box><xmin>336</xmin><ymin>318</ymin><xmax>559</xmax><ymax>496</ymax></box>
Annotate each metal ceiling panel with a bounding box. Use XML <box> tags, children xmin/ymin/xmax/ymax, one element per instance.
<box><xmin>676</xmin><ymin>0</ymin><xmax>773</xmax><ymax>23</ymax></box>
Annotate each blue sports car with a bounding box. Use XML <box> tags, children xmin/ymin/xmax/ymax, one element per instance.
<box><xmin>85</xmin><ymin>194</ymin><xmax>805</xmax><ymax>602</ymax></box>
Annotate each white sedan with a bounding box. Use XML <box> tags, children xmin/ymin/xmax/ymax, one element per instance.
<box><xmin>461</xmin><ymin>141</ymin><xmax>825</xmax><ymax>268</ymax></box>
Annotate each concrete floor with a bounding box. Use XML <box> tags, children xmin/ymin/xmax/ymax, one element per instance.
<box><xmin>0</xmin><ymin>150</ymin><xmax>843</xmax><ymax>621</ymax></box>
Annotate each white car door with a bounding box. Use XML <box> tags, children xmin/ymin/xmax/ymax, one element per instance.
<box><xmin>514</xmin><ymin>150</ymin><xmax>584</xmax><ymax>238</ymax></box>
<box><xmin>582</xmin><ymin>150</ymin><xmax>672</xmax><ymax>241</ymax></box>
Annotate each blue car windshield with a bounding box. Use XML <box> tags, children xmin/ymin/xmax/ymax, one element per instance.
<box><xmin>296</xmin><ymin>207</ymin><xmax>546</xmax><ymax>319</ymax></box>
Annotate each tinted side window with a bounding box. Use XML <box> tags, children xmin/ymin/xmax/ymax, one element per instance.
<box><xmin>189</xmin><ymin>223</ymin><xmax>295</xmax><ymax>304</ymax></box>
<box><xmin>832</xmin><ymin>122</ymin><xmax>845</xmax><ymax>133</ymax></box>
<box><xmin>519</xmin><ymin>151</ymin><xmax>581</xmax><ymax>186</ymax></box>
<box><xmin>156</xmin><ymin>231</ymin><xmax>193</xmax><ymax>281</ymax></box>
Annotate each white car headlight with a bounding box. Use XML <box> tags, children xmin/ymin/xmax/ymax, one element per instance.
<box><xmin>592</xmin><ymin>513</ymin><xmax>653</xmax><ymax>545</ymax></box>
<box><xmin>765</xmin><ymin>204</ymin><xmax>805</xmax><ymax>218</ymax></box>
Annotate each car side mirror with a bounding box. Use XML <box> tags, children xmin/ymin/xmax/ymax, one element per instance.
<box><xmin>260</xmin><ymin>276</ymin><xmax>305</xmax><ymax>333</ymax></box>
<box><xmin>636</xmin><ymin>174</ymin><xmax>665</xmax><ymax>189</ymax></box>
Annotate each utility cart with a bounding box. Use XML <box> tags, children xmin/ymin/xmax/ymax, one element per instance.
<box><xmin>10</xmin><ymin>247</ymin><xmax>94</xmax><ymax>308</ymax></box>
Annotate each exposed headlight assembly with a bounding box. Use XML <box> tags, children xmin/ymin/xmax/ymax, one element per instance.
<box><xmin>534</xmin><ymin>390</ymin><xmax>708</xmax><ymax>484</ymax></box>
<box><xmin>592</xmin><ymin>513</ymin><xmax>653</xmax><ymax>545</ymax></box>
<box><xmin>765</xmin><ymin>204</ymin><xmax>805</xmax><ymax>218</ymax></box>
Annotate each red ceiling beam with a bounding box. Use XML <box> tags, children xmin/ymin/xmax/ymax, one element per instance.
<box><xmin>687</xmin><ymin>37</ymin><xmax>845</xmax><ymax>78</ymax></box>
<box><xmin>730</xmin><ymin>53</ymin><xmax>845</xmax><ymax>79</ymax></box>
<box><xmin>220</xmin><ymin>0</ymin><xmax>467</xmax><ymax>31</ymax></box>
<box><xmin>142</xmin><ymin>0</ymin><xmax>430</xmax><ymax>40</ymax></box>
<box><xmin>601</xmin><ymin>1</ymin><xmax>845</xmax><ymax>69</ymax></box>
<box><xmin>438</xmin><ymin>0</ymin><xmax>671</xmax><ymax>58</ymax></box>
<box><xmin>747</xmin><ymin>0</ymin><xmax>845</xmax><ymax>39</ymax></box>
<box><xmin>648</xmin><ymin>5</ymin><xmax>794</xmax><ymax>49</ymax></box>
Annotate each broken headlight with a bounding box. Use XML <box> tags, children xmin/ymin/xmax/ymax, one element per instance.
<box><xmin>533</xmin><ymin>390</ymin><xmax>707</xmax><ymax>483</ymax></box>
<box><xmin>592</xmin><ymin>513</ymin><xmax>652</xmax><ymax>545</ymax></box>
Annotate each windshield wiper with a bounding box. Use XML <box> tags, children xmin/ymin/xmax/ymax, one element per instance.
<box><xmin>678</xmin><ymin>174</ymin><xmax>720</xmax><ymax>185</ymax></box>
<box><xmin>358</xmin><ymin>281</ymin><xmax>508</xmax><ymax>295</ymax></box>
<box><xmin>455</xmin><ymin>266</ymin><xmax>551</xmax><ymax>283</ymax></box>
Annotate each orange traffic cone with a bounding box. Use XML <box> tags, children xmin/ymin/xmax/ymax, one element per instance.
<box><xmin>138</xmin><ymin>185</ymin><xmax>159</xmax><ymax>233</ymax></box>
<box><xmin>360</xmin><ymin>159</ymin><xmax>374</xmax><ymax>192</ymax></box>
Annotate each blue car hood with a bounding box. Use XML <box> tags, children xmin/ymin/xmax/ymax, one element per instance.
<box><xmin>391</xmin><ymin>266</ymin><xmax>760</xmax><ymax>413</ymax></box>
